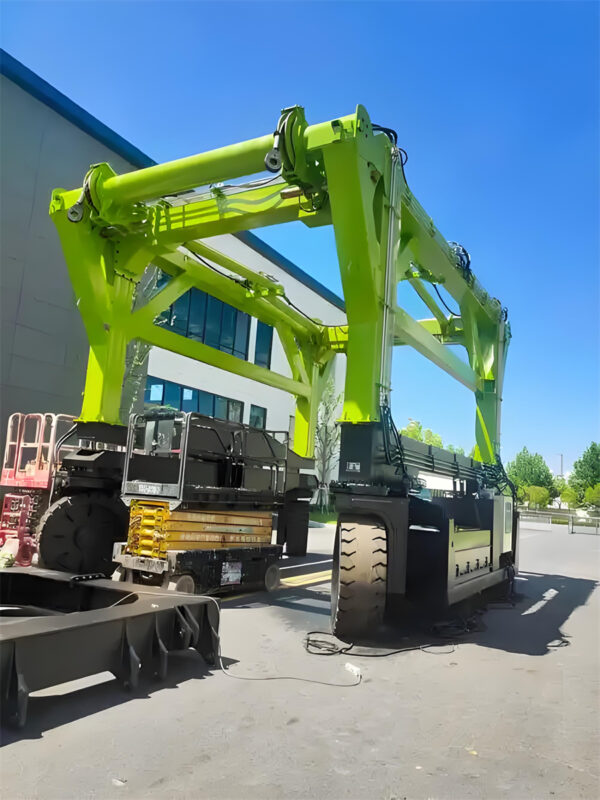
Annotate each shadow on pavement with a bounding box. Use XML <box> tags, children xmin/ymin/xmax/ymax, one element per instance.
<box><xmin>474</xmin><ymin>571</ymin><xmax>598</xmax><ymax>656</ymax></box>
<box><xmin>342</xmin><ymin>571</ymin><xmax>599</xmax><ymax>658</ymax></box>
<box><xmin>224</xmin><ymin>569</ymin><xmax>598</xmax><ymax>661</ymax></box>
<box><xmin>0</xmin><ymin>651</ymin><xmax>234</xmax><ymax>743</ymax></box>
<box><xmin>223</xmin><ymin>584</ymin><xmax>330</xmax><ymax>616</ymax></box>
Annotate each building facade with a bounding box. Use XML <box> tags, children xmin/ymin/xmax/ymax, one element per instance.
<box><xmin>0</xmin><ymin>51</ymin><xmax>346</xmax><ymax>459</ymax></box>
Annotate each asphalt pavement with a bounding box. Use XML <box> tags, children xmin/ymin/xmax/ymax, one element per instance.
<box><xmin>1</xmin><ymin>523</ymin><xmax>599</xmax><ymax>800</ymax></box>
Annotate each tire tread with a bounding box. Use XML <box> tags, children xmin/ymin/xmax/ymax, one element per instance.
<box><xmin>331</xmin><ymin>518</ymin><xmax>388</xmax><ymax>640</ymax></box>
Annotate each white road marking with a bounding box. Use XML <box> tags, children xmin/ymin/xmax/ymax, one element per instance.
<box><xmin>280</xmin><ymin>559</ymin><xmax>332</xmax><ymax>571</ymax></box>
<box><xmin>522</xmin><ymin>588</ymin><xmax>558</xmax><ymax>615</ymax></box>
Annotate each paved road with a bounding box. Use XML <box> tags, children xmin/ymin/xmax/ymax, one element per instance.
<box><xmin>2</xmin><ymin>524</ymin><xmax>599</xmax><ymax>799</ymax></box>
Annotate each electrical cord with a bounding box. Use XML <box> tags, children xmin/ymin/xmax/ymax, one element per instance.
<box><xmin>200</xmin><ymin>596</ymin><xmax>360</xmax><ymax>686</ymax></box>
<box><xmin>175</xmin><ymin>247</ymin><xmax>242</xmax><ymax>285</ymax></box>
<box><xmin>209</xmin><ymin>173</ymin><xmax>283</xmax><ymax>193</ymax></box>
<box><xmin>108</xmin><ymin>588</ymin><xmax>361</xmax><ymax>688</ymax></box>
<box><xmin>371</xmin><ymin>124</ymin><xmax>408</xmax><ymax>167</ymax></box>
<box><xmin>304</xmin><ymin>631</ymin><xmax>455</xmax><ymax>657</ymax></box>
<box><xmin>481</xmin><ymin>456</ymin><xmax>517</xmax><ymax>502</ymax></box>
<box><xmin>432</xmin><ymin>284</ymin><xmax>460</xmax><ymax>317</ymax></box>
<box><xmin>281</xmin><ymin>295</ymin><xmax>325</xmax><ymax>326</ymax></box>
<box><xmin>448</xmin><ymin>242</ymin><xmax>472</xmax><ymax>281</ymax></box>
<box><xmin>183</xmin><ymin>246</ymin><xmax>340</xmax><ymax>329</ymax></box>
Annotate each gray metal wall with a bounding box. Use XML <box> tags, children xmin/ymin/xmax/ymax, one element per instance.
<box><xmin>0</xmin><ymin>76</ymin><xmax>138</xmax><ymax>450</ymax></box>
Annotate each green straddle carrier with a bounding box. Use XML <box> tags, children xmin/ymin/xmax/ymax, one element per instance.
<box><xmin>49</xmin><ymin>104</ymin><xmax>510</xmax><ymax>465</ymax></box>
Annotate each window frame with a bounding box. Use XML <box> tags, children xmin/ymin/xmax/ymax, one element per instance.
<box><xmin>249</xmin><ymin>404</ymin><xmax>267</xmax><ymax>430</ymax></box>
<box><xmin>254</xmin><ymin>321</ymin><xmax>273</xmax><ymax>369</ymax></box>
<box><xmin>157</xmin><ymin>272</ymin><xmax>252</xmax><ymax>363</ymax></box>
<box><xmin>145</xmin><ymin>376</ymin><xmax>245</xmax><ymax>425</ymax></box>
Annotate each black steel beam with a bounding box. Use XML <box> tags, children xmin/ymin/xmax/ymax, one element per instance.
<box><xmin>0</xmin><ymin>568</ymin><xmax>219</xmax><ymax>727</ymax></box>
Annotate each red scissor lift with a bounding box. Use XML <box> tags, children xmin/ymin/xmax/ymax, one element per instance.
<box><xmin>0</xmin><ymin>413</ymin><xmax>75</xmax><ymax>565</ymax></box>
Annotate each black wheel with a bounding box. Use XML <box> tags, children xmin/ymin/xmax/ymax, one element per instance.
<box><xmin>168</xmin><ymin>573</ymin><xmax>196</xmax><ymax>594</ymax></box>
<box><xmin>38</xmin><ymin>492</ymin><xmax>128</xmax><ymax>576</ymax></box>
<box><xmin>264</xmin><ymin>563</ymin><xmax>280</xmax><ymax>592</ymax></box>
<box><xmin>331</xmin><ymin>517</ymin><xmax>388</xmax><ymax>640</ymax></box>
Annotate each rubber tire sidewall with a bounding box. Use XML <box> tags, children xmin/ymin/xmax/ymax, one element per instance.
<box><xmin>38</xmin><ymin>491</ymin><xmax>128</xmax><ymax>576</ymax></box>
<box><xmin>331</xmin><ymin>515</ymin><xmax>388</xmax><ymax>641</ymax></box>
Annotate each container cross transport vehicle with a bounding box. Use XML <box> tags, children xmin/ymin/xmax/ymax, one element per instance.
<box><xmin>30</xmin><ymin>101</ymin><xmax>516</xmax><ymax>641</ymax></box>
<box><xmin>114</xmin><ymin>408</ymin><xmax>315</xmax><ymax>593</ymax></box>
<box><xmin>1</xmin><ymin>103</ymin><xmax>520</xmax><ymax>725</ymax></box>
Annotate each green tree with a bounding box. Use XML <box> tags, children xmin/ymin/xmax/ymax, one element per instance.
<box><xmin>424</xmin><ymin>429</ymin><xmax>443</xmax><ymax>448</ymax></box>
<box><xmin>525</xmin><ymin>485</ymin><xmax>550</xmax><ymax>509</ymax></box>
<box><xmin>553</xmin><ymin>475</ymin><xmax>567</xmax><ymax>496</ymax></box>
<box><xmin>400</xmin><ymin>419</ymin><xmax>424</xmax><ymax>441</ymax></box>
<box><xmin>553</xmin><ymin>475</ymin><xmax>567</xmax><ymax>507</ymax></box>
<box><xmin>506</xmin><ymin>447</ymin><xmax>554</xmax><ymax>496</ymax></box>
<box><xmin>570</xmin><ymin>443</ymin><xmax>600</xmax><ymax>493</ymax></box>
<box><xmin>561</xmin><ymin>487</ymin><xmax>579</xmax><ymax>509</ymax></box>
<box><xmin>399</xmin><ymin>419</ymin><xmax>465</xmax><ymax>453</ymax></box>
<box><xmin>314</xmin><ymin>379</ymin><xmax>342</xmax><ymax>510</ymax></box>
<box><xmin>400</xmin><ymin>419</ymin><xmax>444</xmax><ymax>448</ymax></box>
<box><xmin>584</xmin><ymin>483</ymin><xmax>600</xmax><ymax>509</ymax></box>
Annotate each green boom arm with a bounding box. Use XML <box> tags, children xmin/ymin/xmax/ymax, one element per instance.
<box><xmin>50</xmin><ymin>104</ymin><xmax>510</xmax><ymax>463</ymax></box>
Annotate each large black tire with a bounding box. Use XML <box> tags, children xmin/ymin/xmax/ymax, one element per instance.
<box><xmin>330</xmin><ymin>517</ymin><xmax>388</xmax><ymax>640</ymax></box>
<box><xmin>38</xmin><ymin>492</ymin><xmax>128</xmax><ymax>576</ymax></box>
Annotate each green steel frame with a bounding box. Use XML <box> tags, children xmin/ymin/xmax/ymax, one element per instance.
<box><xmin>50</xmin><ymin>104</ymin><xmax>510</xmax><ymax>463</ymax></box>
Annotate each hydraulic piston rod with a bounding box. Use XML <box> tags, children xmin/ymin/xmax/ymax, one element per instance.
<box><xmin>101</xmin><ymin>133</ymin><xmax>275</xmax><ymax>204</ymax></box>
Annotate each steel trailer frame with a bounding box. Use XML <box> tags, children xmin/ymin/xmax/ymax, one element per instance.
<box><xmin>0</xmin><ymin>568</ymin><xmax>219</xmax><ymax>727</ymax></box>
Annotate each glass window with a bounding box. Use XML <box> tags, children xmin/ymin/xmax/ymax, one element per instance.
<box><xmin>144</xmin><ymin>378</ymin><xmax>244</xmax><ymax>429</ymax></box>
<box><xmin>198</xmin><ymin>391</ymin><xmax>214</xmax><ymax>417</ymax></box>
<box><xmin>250</xmin><ymin>404</ymin><xmax>267</xmax><ymax>429</ymax></box>
<box><xmin>204</xmin><ymin>296</ymin><xmax>223</xmax><ymax>349</ymax></box>
<box><xmin>152</xmin><ymin>272</ymin><xmax>171</xmax><ymax>326</ymax></box>
<box><xmin>214</xmin><ymin>395</ymin><xmax>228</xmax><ymax>420</ymax></box>
<box><xmin>228</xmin><ymin>400</ymin><xmax>243</xmax><ymax>423</ymax></box>
<box><xmin>254</xmin><ymin>322</ymin><xmax>273</xmax><ymax>368</ymax></box>
<box><xmin>170</xmin><ymin>292</ymin><xmax>190</xmax><ymax>336</ymax></box>
<box><xmin>154</xmin><ymin>283</ymin><xmax>251</xmax><ymax>362</ymax></box>
<box><xmin>163</xmin><ymin>381</ymin><xmax>181</xmax><ymax>410</ymax></box>
<box><xmin>181</xmin><ymin>387</ymin><xmax>198</xmax><ymax>413</ymax></box>
<box><xmin>145</xmin><ymin>379</ymin><xmax>164</xmax><ymax>404</ymax></box>
<box><xmin>188</xmin><ymin>289</ymin><xmax>207</xmax><ymax>341</ymax></box>
<box><xmin>219</xmin><ymin>304</ymin><xmax>236</xmax><ymax>354</ymax></box>
<box><xmin>156</xmin><ymin>270</ymin><xmax>170</xmax><ymax>290</ymax></box>
<box><xmin>234</xmin><ymin>313</ymin><xmax>250</xmax><ymax>359</ymax></box>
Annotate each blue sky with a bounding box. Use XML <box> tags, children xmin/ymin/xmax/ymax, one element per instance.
<box><xmin>2</xmin><ymin>0</ymin><xmax>598</xmax><ymax>472</ymax></box>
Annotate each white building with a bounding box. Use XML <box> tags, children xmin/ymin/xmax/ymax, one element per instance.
<box><xmin>0</xmin><ymin>50</ymin><xmax>346</xmax><ymax>455</ymax></box>
<box><xmin>146</xmin><ymin>232</ymin><xmax>347</xmax><ymax>434</ymax></box>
